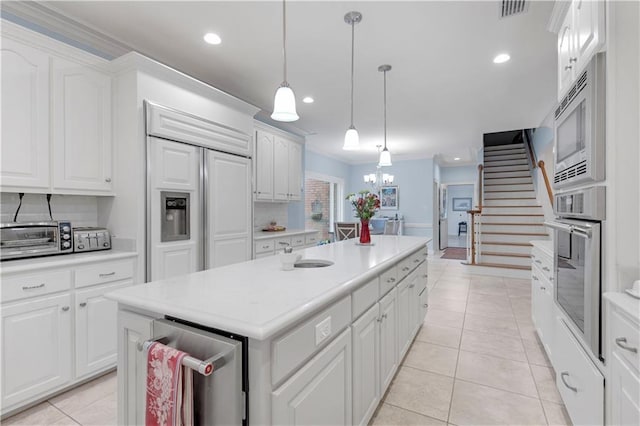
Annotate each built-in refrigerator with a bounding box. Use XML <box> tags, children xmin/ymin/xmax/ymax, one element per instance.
<box><xmin>145</xmin><ymin>101</ymin><xmax>253</xmax><ymax>282</ymax></box>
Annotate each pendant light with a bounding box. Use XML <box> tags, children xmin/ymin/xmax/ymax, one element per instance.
<box><xmin>343</xmin><ymin>11</ymin><xmax>362</xmax><ymax>150</ymax></box>
<box><xmin>271</xmin><ymin>0</ymin><xmax>299</xmax><ymax>122</ymax></box>
<box><xmin>378</xmin><ymin>64</ymin><xmax>392</xmax><ymax>166</ymax></box>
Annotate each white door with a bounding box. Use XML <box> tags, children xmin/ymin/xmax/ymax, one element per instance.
<box><xmin>272</xmin><ymin>329</ymin><xmax>352</xmax><ymax>426</ymax></box>
<box><xmin>149</xmin><ymin>138</ymin><xmax>201</xmax><ymax>281</ymax></box>
<box><xmin>206</xmin><ymin>150</ymin><xmax>252</xmax><ymax>269</ymax></box>
<box><xmin>352</xmin><ymin>304</ymin><xmax>380</xmax><ymax>426</ymax></box>
<box><xmin>51</xmin><ymin>58</ymin><xmax>112</xmax><ymax>193</ymax></box>
<box><xmin>379</xmin><ymin>288</ymin><xmax>398</xmax><ymax>394</ymax></box>
<box><xmin>273</xmin><ymin>137</ymin><xmax>289</xmax><ymax>201</ymax></box>
<box><xmin>1</xmin><ymin>293</ymin><xmax>72</xmax><ymax>409</ymax></box>
<box><xmin>396</xmin><ymin>278</ymin><xmax>411</xmax><ymax>360</ymax></box>
<box><xmin>75</xmin><ymin>280</ymin><xmax>132</xmax><ymax>378</ymax></box>
<box><xmin>573</xmin><ymin>0</ymin><xmax>603</xmax><ymax>74</ymax></box>
<box><xmin>287</xmin><ymin>141</ymin><xmax>303</xmax><ymax>201</ymax></box>
<box><xmin>0</xmin><ymin>38</ymin><xmax>50</xmax><ymax>190</ymax></box>
<box><xmin>439</xmin><ymin>219</ymin><xmax>449</xmax><ymax>250</ymax></box>
<box><xmin>408</xmin><ymin>272</ymin><xmax>421</xmax><ymax>337</ymax></box>
<box><xmin>255</xmin><ymin>130</ymin><xmax>274</xmax><ymax>201</ymax></box>
<box><xmin>558</xmin><ymin>11</ymin><xmax>575</xmax><ymax>99</ymax></box>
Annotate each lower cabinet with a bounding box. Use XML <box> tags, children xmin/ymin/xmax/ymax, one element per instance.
<box><xmin>609</xmin><ymin>352</ymin><xmax>640</xmax><ymax>426</ymax></box>
<box><xmin>75</xmin><ymin>280</ymin><xmax>133</xmax><ymax>378</ymax></box>
<box><xmin>531</xmin><ymin>266</ymin><xmax>555</xmax><ymax>362</ymax></box>
<box><xmin>1</xmin><ymin>293</ymin><xmax>73</xmax><ymax>409</ymax></box>
<box><xmin>379</xmin><ymin>288</ymin><xmax>398</xmax><ymax>393</ymax></box>
<box><xmin>352</xmin><ymin>304</ymin><xmax>380</xmax><ymax>426</ymax></box>
<box><xmin>272</xmin><ymin>328</ymin><xmax>352</xmax><ymax>426</ymax></box>
<box><xmin>396</xmin><ymin>278</ymin><xmax>411</xmax><ymax>360</ymax></box>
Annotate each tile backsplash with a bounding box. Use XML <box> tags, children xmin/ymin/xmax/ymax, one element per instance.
<box><xmin>254</xmin><ymin>202</ymin><xmax>288</xmax><ymax>231</ymax></box>
<box><xmin>1</xmin><ymin>193</ymin><xmax>98</xmax><ymax>227</ymax></box>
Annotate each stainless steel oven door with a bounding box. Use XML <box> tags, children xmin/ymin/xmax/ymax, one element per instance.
<box><xmin>545</xmin><ymin>219</ymin><xmax>601</xmax><ymax>358</ymax></box>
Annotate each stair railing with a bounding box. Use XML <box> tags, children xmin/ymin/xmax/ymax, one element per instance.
<box><xmin>523</xmin><ymin>129</ymin><xmax>537</xmax><ymax>170</ymax></box>
<box><xmin>466</xmin><ymin>163</ymin><xmax>484</xmax><ymax>265</ymax></box>
<box><xmin>538</xmin><ymin>160</ymin><xmax>554</xmax><ymax>207</ymax></box>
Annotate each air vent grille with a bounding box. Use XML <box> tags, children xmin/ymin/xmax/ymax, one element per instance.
<box><xmin>500</xmin><ymin>0</ymin><xmax>529</xmax><ymax>17</ymax></box>
<box><xmin>554</xmin><ymin>160</ymin><xmax>588</xmax><ymax>184</ymax></box>
<box><xmin>555</xmin><ymin>69</ymin><xmax>589</xmax><ymax>118</ymax></box>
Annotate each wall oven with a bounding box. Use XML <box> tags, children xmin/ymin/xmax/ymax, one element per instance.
<box><xmin>546</xmin><ymin>187</ymin><xmax>605</xmax><ymax>360</ymax></box>
<box><xmin>554</xmin><ymin>53</ymin><xmax>605</xmax><ymax>189</ymax></box>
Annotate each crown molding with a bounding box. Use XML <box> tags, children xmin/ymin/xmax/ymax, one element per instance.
<box><xmin>547</xmin><ymin>0</ymin><xmax>571</xmax><ymax>34</ymax></box>
<box><xmin>1</xmin><ymin>1</ymin><xmax>132</xmax><ymax>59</ymax></box>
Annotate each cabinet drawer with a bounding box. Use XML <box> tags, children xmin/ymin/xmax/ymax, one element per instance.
<box><xmin>305</xmin><ymin>233</ymin><xmax>319</xmax><ymax>245</ymax></box>
<box><xmin>611</xmin><ymin>310</ymin><xmax>640</xmax><ymax>373</ymax></box>
<box><xmin>74</xmin><ymin>259</ymin><xmax>134</xmax><ymax>288</ymax></box>
<box><xmin>397</xmin><ymin>256</ymin><xmax>414</xmax><ymax>281</ymax></box>
<box><xmin>291</xmin><ymin>235</ymin><xmax>306</xmax><ymax>247</ymax></box>
<box><xmin>272</xmin><ymin>296</ymin><xmax>351</xmax><ymax>386</ymax></box>
<box><xmin>274</xmin><ymin>237</ymin><xmax>292</xmax><ymax>251</ymax></box>
<box><xmin>1</xmin><ymin>270</ymin><xmax>71</xmax><ymax>303</ymax></box>
<box><xmin>554</xmin><ymin>317</ymin><xmax>604</xmax><ymax>426</ymax></box>
<box><xmin>352</xmin><ymin>277</ymin><xmax>379</xmax><ymax>320</ymax></box>
<box><xmin>380</xmin><ymin>266</ymin><xmax>398</xmax><ymax>295</ymax></box>
<box><xmin>531</xmin><ymin>247</ymin><xmax>553</xmax><ymax>282</ymax></box>
<box><xmin>254</xmin><ymin>239</ymin><xmax>275</xmax><ymax>254</ymax></box>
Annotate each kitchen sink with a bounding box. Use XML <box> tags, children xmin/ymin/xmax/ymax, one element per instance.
<box><xmin>294</xmin><ymin>259</ymin><xmax>334</xmax><ymax>268</ymax></box>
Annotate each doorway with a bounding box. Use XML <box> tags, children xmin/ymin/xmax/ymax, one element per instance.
<box><xmin>439</xmin><ymin>183</ymin><xmax>474</xmax><ymax>249</ymax></box>
<box><xmin>304</xmin><ymin>172</ymin><xmax>344</xmax><ymax>241</ymax></box>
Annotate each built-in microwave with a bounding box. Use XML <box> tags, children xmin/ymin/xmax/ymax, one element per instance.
<box><xmin>553</xmin><ymin>53</ymin><xmax>605</xmax><ymax>189</ymax></box>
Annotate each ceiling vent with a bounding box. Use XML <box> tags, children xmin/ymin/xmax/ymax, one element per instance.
<box><xmin>500</xmin><ymin>0</ymin><xmax>529</xmax><ymax>18</ymax></box>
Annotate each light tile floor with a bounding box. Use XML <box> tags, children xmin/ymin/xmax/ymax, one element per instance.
<box><xmin>5</xmin><ymin>258</ymin><xmax>572</xmax><ymax>426</ymax></box>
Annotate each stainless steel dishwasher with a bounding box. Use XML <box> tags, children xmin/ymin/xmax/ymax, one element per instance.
<box><xmin>143</xmin><ymin>318</ymin><xmax>248</xmax><ymax>425</ymax></box>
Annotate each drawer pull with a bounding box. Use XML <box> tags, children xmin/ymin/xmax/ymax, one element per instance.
<box><xmin>387</xmin><ymin>277</ymin><xmax>396</xmax><ymax>283</ymax></box>
<box><xmin>535</xmin><ymin>259</ymin><xmax>542</xmax><ymax>264</ymax></box>
<box><xmin>262</xmin><ymin>245</ymin><xmax>270</xmax><ymax>249</ymax></box>
<box><xmin>542</xmin><ymin>266</ymin><xmax>550</xmax><ymax>272</ymax></box>
<box><xmin>423</xmin><ymin>303</ymin><xmax>429</xmax><ymax>308</ymax></box>
<box><xmin>560</xmin><ymin>372</ymin><xmax>577</xmax><ymax>392</ymax></box>
<box><xmin>61</xmin><ymin>306</ymin><xmax>70</xmax><ymax>312</ymax></box>
<box><xmin>540</xmin><ymin>286</ymin><xmax>546</xmax><ymax>291</ymax></box>
<box><xmin>533</xmin><ymin>275</ymin><xmax>539</xmax><ymax>281</ymax></box>
<box><xmin>423</xmin><ymin>274</ymin><xmax>428</xmax><ymax>278</ymax></box>
<box><xmin>409</xmin><ymin>284</ymin><xmax>415</xmax><ymax>288</ymax></box>
<box><xmin>99</xmin><ymin>272</ymin><xmax>116</xmax><ymax>278</ymax></box>
<box><xmin>22</xmin><ymin>283</ymin><xmax>45</xmax><ymax>290</ymax></box>
<box><xmin>376</xmin><ymin>317</ymin><xmax>383</xmax><ymax>323</ymax></box>
<box><xmin>382</xmin><ymin>313</ymin><xmax>387</xmax><ymax>319</ymax></box>
<box><xmin>615</xmin><ymin>337</ymin><xmax>638</xmax><ymax>353</ymax></box>
<box><xmin>79</xmin><ymin>302</ymin><xmax>87</xmax><ymax>308</ymax></box>
<box><xmin>402</xmin><ymin>266</ymin><xmax>410</xmax><ymax>272</ymax></box>
<box><xmin>413</xmin><ymin>259</ymin><xmax>420</xmax><ymax>263</ymax></box>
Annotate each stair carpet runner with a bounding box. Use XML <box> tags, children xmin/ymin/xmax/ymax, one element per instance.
<box><xmin>477</xmin><ymin>142</ymin><xmax>547</xmax><ymax>270</ymax></box>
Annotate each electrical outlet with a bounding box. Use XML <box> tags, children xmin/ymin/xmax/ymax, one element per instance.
<box><xmin>315</xmin><ymin>317</ymin><xmax>332</xmax><ymax>345</ymax></box>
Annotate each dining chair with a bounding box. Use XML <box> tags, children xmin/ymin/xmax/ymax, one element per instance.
<box><xmin>383</xmin><ymin>220</ymin><xmax>399</xmax><ymax>235</ymax></box>
<box><xmin>334</xmin><ymin>222</ymin><xmax>360</xmax><ymax>241</ymax></box>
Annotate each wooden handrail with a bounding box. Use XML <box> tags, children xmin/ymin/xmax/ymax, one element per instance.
<box><xmin>538</xmin><ymin>160</ymin><xmax>554</xmax><ymax>207</ymax></box>
<box><xmin>477</xmin><ymin>164</ymin><xmax>484</xmax><ymax>211</ymax></box>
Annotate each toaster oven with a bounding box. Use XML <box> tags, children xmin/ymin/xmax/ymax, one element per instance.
<box><xmin>0</xmin><ymin>221</ymin><xmax>73</xmax><ymax>260</ymax></box>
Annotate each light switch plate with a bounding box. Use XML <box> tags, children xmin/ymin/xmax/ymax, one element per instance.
<box><xmin>315</xmin><ymin>316</ymin><xmax>332</xmax><ymax>345</ymax></box>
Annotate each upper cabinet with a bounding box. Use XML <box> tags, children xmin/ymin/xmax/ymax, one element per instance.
<box><xmin>0</xmin><ymin>24</ymin><xmax>114</xmax><ymax>195</ymax></box>
<box><xmin>556</xmin><ymin>0</ymin><xmax>605</xmax><ymax>100</ymax></box>
<box><xmin>254</xmin><ymin>123</ymin><xmax>303</xmax><ymax>202</ymax></box>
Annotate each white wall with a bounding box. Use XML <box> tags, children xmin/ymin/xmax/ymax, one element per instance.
<box><xmin>531</xmin><ymin>109</ymin><xmax>555</xmax><ymax>222</ymax></box>
<box><xmin>446</xmin><ymin>185</ymin><xmax>474</xmax><ymax>235</ymax></box>
<box><xmin>254</xmin><ymin>202</ymin><xmax>289</xmax><ymax>231</ymax></box>
<box><xmin>1</xmin><ymin>193</ymin><xmax>98</xmax><ymax>227</ymax></box>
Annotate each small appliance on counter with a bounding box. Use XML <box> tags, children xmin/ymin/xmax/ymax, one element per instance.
<box><xmin>0</xmin><ymin>221</ymin><xmax>73</xmax><ymax>260</ymax></box>
<box><xmin>73</xmin><ymin>227</ymin><xmax>112</xmax><ymax>253</ymax></box>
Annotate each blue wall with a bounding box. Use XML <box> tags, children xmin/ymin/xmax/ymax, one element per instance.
<box><xmin>440</xmin><ymin>165</ymin><xmax>477</xmax><ymax>184</ymax></box>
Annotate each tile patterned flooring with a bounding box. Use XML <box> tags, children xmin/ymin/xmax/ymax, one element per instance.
<box><xmin>5</xmin><ymin>258</ymin><xmax>572</xmax><ymax>426</ymax></box>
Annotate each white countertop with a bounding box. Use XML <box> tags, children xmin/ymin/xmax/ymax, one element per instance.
<box><xmin>253</xmin><ymin>228</ymin><xmax>319</xmax><ymax>241</ymax></box>
<box><xmin>531</xmin><ymin>239</ymin><xmax>553</xmax><ymax>256</ymax></box>
<box><xmin>604</xmin><ymin>292</ymin><xmax>640</xmax><ymax>323</ymax></box>
<box><xmin>0</xmin><ymin>250</ymin><xmax>138</xmax><ymax>275</ymax></box>
<box><xmin>108</xmin><ymin>235</ymin><xmax>430</xmax><ymax>340</ymax></box>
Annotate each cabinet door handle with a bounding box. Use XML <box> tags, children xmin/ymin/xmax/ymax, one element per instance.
<box><xmin>423</xmin><ymin>274</ymin><xmax>428</xmax><ymax>278</ymax></box>
<box><xmin>387</xmin><ymin>277</ymin><xmax>396</xmax><ymax>283</ymax></box>
<box><xmin>423</xmin><ymin>303</ymin><xmax>429</xmax><ymax>308</ymax></box>
<box><xmin>535</xmin><ymin>260</ymin><xmax>542</xmax><ymax>264</ymax></box>
<box><xmin>402</xmin><ymin>266</ymin><xmax>410</xmax><ymax>272</ymax></box>
<box><xmin>376</xmin><ymin>317</ymin><xmax>383</xmax><ymax>323</ymax></box>
<box><xmin>533</xmin><ymin>275</ymin><xmax>539</xmax><ymax>281</ymax></box>
<box><xmin>565</xmin><ymin>65</ymin><xmax>573</xmax><ymax>71</ymax></box>
<box><xmin>542</xmin><ymin>266</ymin><xmax>550</xmax><ymax>272</ymax></box>
<box><xmin>413</xmin><ymin>259</ymin><xmax>420</xmax><ymax>263</ymax></box>
<box><xmin>79</xmin><ymin>302</ymin><xmax>87</xmax><ymax>308</ymax></box>
<box><xmin>569</xmin><ymin>57</ymin><xmax>577</xmax><ymax>63</ymax></box>
<box><xmin>615</xmin><ymin>337</ymin><xmax>638</xmax><ymax>353</ymax></box>
<box><xmin>105</xmin><ymin>178</ymin><xmax>112</xmax><ymax>183</ymax></box>
<box><xmin>99</xmin><ymin>272</ymin><xmax>116</xmax><ymax>278</ymax></box>
<box><xmin>409</xmin><ymin>284</ymin><xmax>415</xmax><ymax>288</ymax></box>
<box><xmin>540</xmin><ymin>286</ymin><xmax>546</xmax><ymax>291</ymax></box>
<box><xmin>382</xmin><ymin>313</ymin><xmax>387</xmax><ymax>319</ymax></box>
<box><xmin>560</xmin><ymin>372</ymin><xmax>577</xmax><ymax>392</ymax></box>
<box><xmin>22</xmin><ymin>283</ymin><xmax>45</xmax><ymax>290</ymax></box>
<box><xmin>61</xmin><ymin>306</ymin><xmax>70</xmax><ymax>312</ymax></box>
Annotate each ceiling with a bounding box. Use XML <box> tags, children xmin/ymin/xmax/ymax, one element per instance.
<box><xmin>41</xmin><ymin>1</ymin><xmax>557</xmax><ymax>166</ymax></box>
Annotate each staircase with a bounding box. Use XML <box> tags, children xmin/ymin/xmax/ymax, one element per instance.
<box><xmin>476</xmin><ymin>142</ymin><xmax>548</xmax><ymax>270</ymax></box>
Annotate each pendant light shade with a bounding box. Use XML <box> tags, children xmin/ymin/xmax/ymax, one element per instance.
<box><xmin>342</xmin><ymin>11</ymin><xmax>362</xmax><ymax>150</ymax></box>
<box><xmin>378</xmin><ymin>64</ymin><xmax>392</xmax><ymax>167</ymax></box>
<box><xmin>271</xmin><ymin>0</ymin><xmax>299</xmax><ymax>122</ymax></box>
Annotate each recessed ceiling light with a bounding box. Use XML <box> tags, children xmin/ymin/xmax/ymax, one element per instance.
<box><xmin>203</xmin><ymin>33</ymin><xmax>222</xmax><ymax>45</ymax></box>
<box><xmin>302</xmin><ymin>96</ymin><xmax>314</xmax><ymax>104</ymax></box>
<box><xmin>493</xmin><ymin>53</ymin><xmax>510</xmax><ymax>64</ymax></box>
<box><xmin>454</xmin><ymin>157</ymin><xmax>461</xmax><ymax>161</ymax></box>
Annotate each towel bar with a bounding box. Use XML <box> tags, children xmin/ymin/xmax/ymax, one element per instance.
<box><xmin>138</xmin><ymin>337</ymin><xmax>231</xmax><ymax>376</ymax></box>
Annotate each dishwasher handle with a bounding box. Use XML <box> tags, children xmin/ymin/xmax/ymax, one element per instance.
<box><xmin>138</xmin><ymin>337</ymin><xmax>232</xmax><ymax>376</ymax></box>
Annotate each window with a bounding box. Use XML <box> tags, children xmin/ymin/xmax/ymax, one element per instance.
<box><xmin>305</xmin><ymin>172</ymin><xmax>344</xmax><ymax>241</ymax></box>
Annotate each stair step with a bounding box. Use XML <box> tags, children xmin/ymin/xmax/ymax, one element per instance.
<box><xmin>483</xmin><ymin>148</ymin><xmax>527</xmax><ymax>157</ymax></box>
<box><xmin>484</xmin><ymin>177</ymin><xmax>533</xmax><ymax>185</ymax></box>
<box><xmin>481</xmin><ymin>206</ymin><xmax>543</xmax><ymax>215</ymax></box>
<box><xmin>485</xmin><ymin>159</ymin><xmax>530</xmax><ymax>167</ymax></box>
<box><xmin>480</xmin><ymin>215</ymin><xmax>544</xmax><ymax>224</ymax></box>
<box><xmin>481</xmin><ymin>254</ymin><xmax>532</xmax><ymax>267</ymax></box>
<box><xmin>475</xmin><ymin>262</ymin><xmax>531</xmax><ymax>271</ymax></box>
<box><xmin>485</xmin><ymin>183</ymin><xmax>535</xmax><ymax>192</ymax></box>
<box><xmin>483</xmin><ymin>165</ymin><xmax>530</xmax><ymax>173</ymax></box>
<box><xmin>482</xmin><ymin>251</ymin><xmax>532</xmax><ymax>258</ymax></box>
<box><xmin>483</xmin><ymin>198</ymin><xmax>539</xmax><ymax>207</ymax></box>
<box><xmin>480</xmin><ymin>224</ymin><xmax>545</xmax><ymax>233</ymax></box>
<box><xmin>481</xmin><ymin>242</ymin><xmax>533</xmax><ymax>255</ymax></box>
<box><xmin>480</xmin><ymin>232</ymin><xmax>548</xmax><ymax>244</ymax></box>
<box><xmin>482</xmin><ymin>191</ymin><xmax>536</xmax><ymax>199</ymax></box>
<box><xmin>484</xmin><ymin>153</ymin><xmax>528</xmax><ymax>161</ymax></box>
<box><xmin>484</xmin><ymin>143</ymin><xmax>526</xmax><ymax>152</ymax></box>
<box><xmin>483</xmin><ymin>170</ymin><xmax>531</xmax><ymax>178</ymax></box>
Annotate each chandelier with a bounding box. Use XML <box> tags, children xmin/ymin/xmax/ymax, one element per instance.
<box><xmin>363</xmin><ymin>145</ymin><xmax>394</xmax><ymax>193</ymax></box>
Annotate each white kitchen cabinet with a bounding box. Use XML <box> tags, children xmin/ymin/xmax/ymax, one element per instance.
<box><xmin>52</xmin><ymin>58</ymin><xmax>113</xmax><ymax>193</ymax></box>
<box><xmin>609</xmin><ymin>353</ymin><xmax>640</xmax><ymax>426</ymax></box>
<box><xmin>1</xmin><ymin>293</ymin><xmax>72</xmax><ymax>409</ymax></box>
<box><xmin>75</xmin><ymin>280</ymin><xmax>132</xmax><ymax>378</ymax></box>
<box><xmin>531</xmin><ymin>246</ymin><xmax>555</xmax><ymax>363</ymax></box>
<box><xmin>352</xmin><ymin>304</ymin><xmax>380</xmax><ymax>426</ymax></box>
<box><xmin>255</xmin><ymin>130</ymin><xmax>275</xmax><ymax>200</ymax></box>
<box><xmin>0</xmin><ymin>38</ymin><xmax>50</xmax><ymax>191</ymax></box>
<box><xmin>253</xmin><ymin>123</ymin><xmax>303</xmax><ymax>202</ymax></box>
<box><xmin>396</xmin><ymin>277</ymin><xmax>411</xmax><ymax>361</ymax></box>
<box><xmin>556</xmin><ymin>0</ymin><xmax>605</xmax><ymax>100</ymax></box>
<box><xmin>408</xmin><ymin>271</ymin><xmax>423</xmax><ymax>337</ymax></box>
<box><xmin>272</xmin><ymin>328</ymin><xmax>352</xmax><ymax>426</ymax></box>
<box><xmin>379</xmin><ymin>288</ymin><xmax>398</xmax><ymax>393</ymax></box>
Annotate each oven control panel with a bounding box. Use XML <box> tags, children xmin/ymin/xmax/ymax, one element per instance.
<box><xmin>58</xmin><ymin>221</ymin><xmax>73</xmax><ymax>251</ymax></box>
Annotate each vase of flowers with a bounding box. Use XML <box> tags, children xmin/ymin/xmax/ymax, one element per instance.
<box><xmin>346</xmin><ymin>190</ymin><xmax>380</xmax><ymax>244</ymax></box>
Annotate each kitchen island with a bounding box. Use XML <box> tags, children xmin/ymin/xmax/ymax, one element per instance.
<box><xmin>109</xmin><ymin>235</ymin><xmax>430</xmax><ymax>425</ymax></box>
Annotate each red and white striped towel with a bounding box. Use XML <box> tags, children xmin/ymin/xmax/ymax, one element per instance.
<box><xmin>145</xmin><ymin>342</ymin><xmax>193</xmax><ymax>426</ymax></box>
